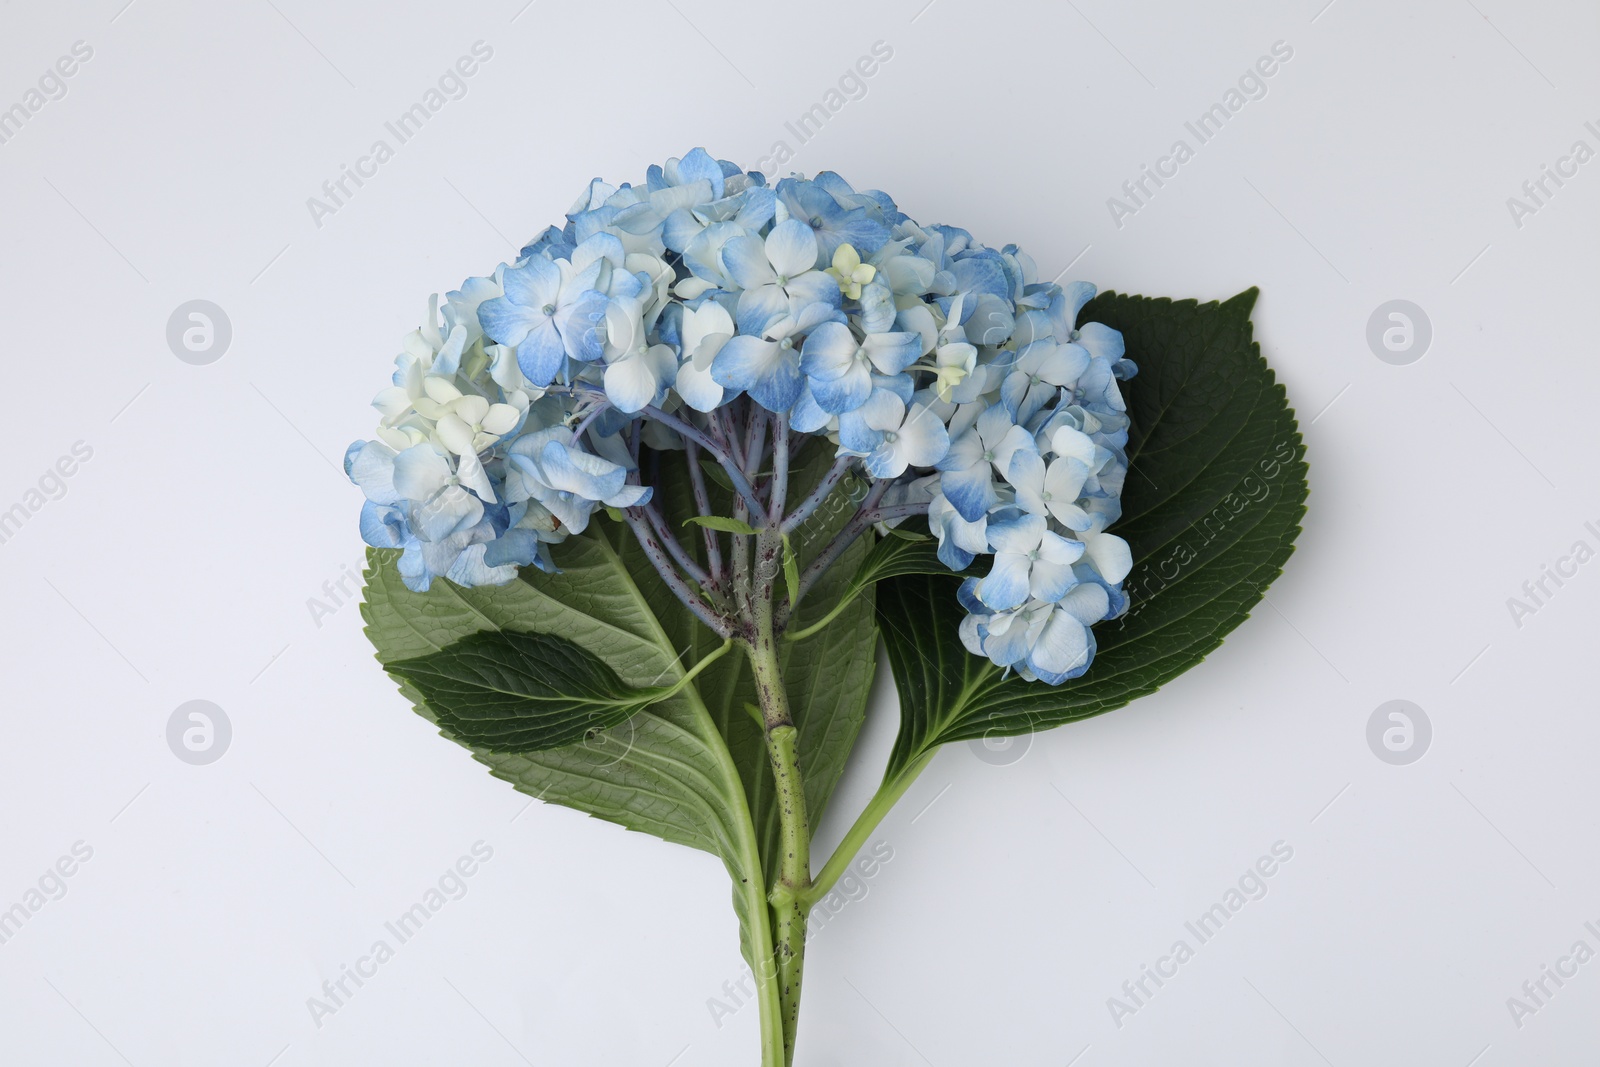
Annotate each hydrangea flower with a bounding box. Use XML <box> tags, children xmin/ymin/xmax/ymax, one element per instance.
<box><xmin>346</xmin><ymin>150</ymin><xmax>1137</xmax><ymax>682</ymax></box>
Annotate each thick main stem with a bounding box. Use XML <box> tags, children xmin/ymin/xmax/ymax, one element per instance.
<box><xmin>747</xmin><ymin>526</ymin><xmax>811</xmax><ymax>1065</ymax></box>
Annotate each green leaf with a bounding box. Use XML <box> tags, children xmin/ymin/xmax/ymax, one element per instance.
<box><xmin>361</xmin><ymin>531</ymin><xmax>753</xmax><ymax>859</ymax></box>
<box><xmin>699</xmin><ymin>456</ymin><xmax>735</xmax><ymax>493</ymax></box>
<box><xmin>684</xmin><ymin>514</ymin><xmax>759</xmax><ymax>535</ymax></box>
<box><xmin>785</xmin><ymin>518</ymin><xmax>963</xmax><ymax>642</ymax></box>
<box><xmin>361</xmin><ymin>439</ymin><xmax>881</xmax><ymax>952</ymax></box>
<box><xmin>387</xmin><ymin>629</ymin><xmax>666</xmax><ymax>752</ymax></box>
<box><xmin>852</xmin><ymin>520</ymin><xmax>951</xmax><ymax>584</ymax></box>
<box><xmin>878</xmin><ymin>288</ymin><xmax>1309</xmax><ymax>778</ymax></box>
<box><xmin>362</xmin><ymin>523</ymin><xmax>790</xmax><ymax>968</ymax></box>
<box><xmin>781</xmin><ymin>532</ymin><xmax>801</xmax><ymax>608</ymax></box>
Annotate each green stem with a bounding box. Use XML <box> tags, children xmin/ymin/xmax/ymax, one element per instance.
<box><xmin>729</xmin><ymin>768</ymin><xmax>789</xmax><ymax>1067</ymax></box>
<box><xmin>645</xmin><ymin>639</ymin><xmax>733</xmax><ymax>704</ymax></box>
<box><xmin>782</xmin><ymin>584</ymin><xmax>864</xmax><ymax>642</ymax></box>
<box><xmin>746</xmin><ymin>527</ymin><xmax>811</xmax><ymax>1065</ymax></box>
<box><xmin>800</xmin><ymin>750</ymin><xmax>935</xmax><ymax>908</ymax></box>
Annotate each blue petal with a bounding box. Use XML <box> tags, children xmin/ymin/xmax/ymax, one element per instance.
<box><xmin>516</xmin><ymin>318</ymin><xmax>568</xmax><ymax>386</ymax></box>
<box><xmin>677</xmin><ymin>148</ymin><xmax>725</xmax><ymax>198</ymax></box>
<box><xmin>765</xmin><ymin>218</ymin><xmax>821</xmax><ymax>277</ymax></box>
<box><xmin>836</xmin><ymin>406</ymin><xmax>884</xmax><ymax>454</ymax></box>
<box><xmin>500</xmin><ymin>258</ymin><xmax>561</xmax><ymax>308</ymax></box>
<box><xmin>977</xmin><ymin>554</ymin><xmax>1030</xmax><ymax>611</ymax></box>
<box><xmin>1029</xmin><ymin>611</ymin><xmax>1095</xmax><ymax>682</ymax></box>
<box><xmin>785</xmin><ymin>270</ymin><xmax>842</xmax><ymax>310</ymax></box>
<box><xmin>539</xmin><ymin>441</ymin><xmax>627</xmax><ymax>501</ymax></box>
<box><xmin>939</xmin><ymin>461</ymin><xmax>997</xmax><ymax>522</ymax></box>
<box><xmin>347</xmin><ymin>441</ymin><xmax>398</xmax><ymax>504</ymax></box>
<box><xmin>721</xmin><ymin>234</ymin><xmax>777</xmax><ymax>290</ymax></box>
<box><xmin>446</xmin><ymin>543</ymin><xmax>519</xmax><ymax>588</ymax></box>
<box><xmin>789</xmin><ymin>384</ymin><xmax>832</xmax><ymax>434</ymax></box>
<box><xmin>359</xmin><ymin>500</ymin><xmax>408</xmax><ymax>548</ymax></box>
<box><xmin>711</xmin><ymin>335</ymin><xmax>777</xmax><ymax>392</ymax></box>
<box><xmin>483</xmin><ymin>528</ymin><xmax>553</xmax><ymax>572</ymax></box>
<box><xmin>810</xmin><ymin>362</ymin><xmax>873</xmax><ymax>414</ymax></box>
<box><xmin>745</xmin><ymin>353</ymin><xmax>803</xmax><ymax>412</ymax></box>
<box><xmin>736</xmin><ymin>285</ymin><xmax>789</xmax><ymax>337</ymax></box>
<box><xmin>799</xmin><ymin>321</ymin><xmax>859</xmax><ymax>381</ymax></box>
<box><xmin>477</xmin><ymin>297</ymin><xmax>542</xmax><ymax>347</ymax></box>
<box><xmin>861</xmin><ymin>332</ymin><xmax>921</xmax><ymax>375</ymax></box>
<box><xmin>559</xmin><ymin>289</ymin><xmax>608</xmax><ymax>363</ymax></box>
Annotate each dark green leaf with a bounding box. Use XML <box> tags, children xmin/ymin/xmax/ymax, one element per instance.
<box><xmin>878</xmin><ymin>288</ymin><xmax>1309</xmax><ymax>778</ymax></box>
<box><xmin>362</xmin><ymin>438</ymin><xmax>882</xmax><ymax>953</ymax></box>
<box><xmin>388</xmin><ymin>629</ymin><xmax>665</xmax><ymax>752</ymax></box>
<box><xmin>361</xmin><ymin>531</ymin><xmax>749</xmax><ymax>858</ymax></box>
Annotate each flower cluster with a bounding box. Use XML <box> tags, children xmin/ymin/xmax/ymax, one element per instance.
<box><xmin>347</xmin><ymin>149</ymin><xmax>1136</xmax><ymax>683</ymax></box>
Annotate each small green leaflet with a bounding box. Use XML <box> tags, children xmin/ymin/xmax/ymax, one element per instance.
<box><xmin>782</xmin><ymin>533</ymin><xmax>800</xmax><ymax>607</ymax></box>
<box><xmin>786</xmin><ymin>520</ymin><xmax>958</xmax><ymax>641</ymax></box>
<box><xmin>685</xmin><ymin>514</ymin><xmax>760</xmax><ymax>535</ymax></box>
<box><xmin>387</xmin><ymin>629</ymin><xmax>669</xmax><ymax>752</ymax></box>
<box><xmin>699</xmin><ymin>457</ymin><xmax>735</xmax><ymax>493</ymax></box>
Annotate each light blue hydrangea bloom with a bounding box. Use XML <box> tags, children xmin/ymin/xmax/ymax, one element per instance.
<box><xmin>346</xmin><ymin>150</ymin><xmax>1137</xmax><ymax>682</ymax></box>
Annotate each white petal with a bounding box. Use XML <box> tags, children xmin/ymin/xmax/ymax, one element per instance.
<box><xmin>481</xmin><ymin>403</ymin><xmax>521</xmax><ymax>435</ymax></box>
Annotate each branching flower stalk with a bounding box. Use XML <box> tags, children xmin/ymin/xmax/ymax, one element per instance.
<box><xmin>616</xmin><ymin>402</ymin><xmax>928</xmax><ymax>1063</ymax></box>
<box><xmin>345</xmin><ymin>149</ymin><xmax>1143</xmax><ymax>1067</ymax></box>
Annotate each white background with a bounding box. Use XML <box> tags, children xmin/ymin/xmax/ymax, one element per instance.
<box><xmin>2</xmin><ymin>0</ymin><xmax>1597</xmax><ymax>1064</ymax></box>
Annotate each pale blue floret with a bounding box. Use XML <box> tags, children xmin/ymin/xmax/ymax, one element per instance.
<box><xmin>936</xmin><ymin>405</ymin><xmax>1038</xmax><ymax>522</ymax></box>
<box><xmin>478</xmin><ymin>257</ymin><xmax>607</xmax><ymax>386</ymax></box>
<box><xmin>799</xmin><ymin>322</ymin><xmax>921</xmax><ymax>414</ymax></box>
